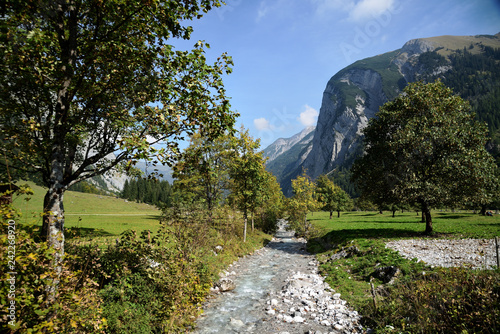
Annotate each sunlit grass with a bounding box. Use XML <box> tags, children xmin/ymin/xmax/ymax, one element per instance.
<box><xmin>309</xmin><ymin>210</ymin><xmax>499</xmax><ymax>246</ymax></box>
<box><xmin>12</xmin><ymin>181</ymin><xmax>161</xmax><ymax>244</ymax></box>
<box><xmin>308</xmin><ymin>209</ymin><xmax>500</xmax><ymax>332</ymax></box>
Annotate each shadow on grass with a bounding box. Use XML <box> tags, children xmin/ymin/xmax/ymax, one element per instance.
<box><xmin>308</xmin><ymin>228</ymin><xmax>428</xmax><ymax>254</ymax></box>
<box><xmin>144</xmin><ymin>215</ymin><xmax>163</xmax><ymax>220</ymax></box>
<box><xmin>65</xmin><ymin>226</ymin><xmax>114</xmax><ymax>239</ymax></box>
<box><xmin>433</xmin><ymin>214</ymin><xmax>471</xmax><ymax>220</ymax></box>
<box><xmin>262</xmin><ymin>238</ymin><xmax>272</xmax><ymax>246</ymax></box>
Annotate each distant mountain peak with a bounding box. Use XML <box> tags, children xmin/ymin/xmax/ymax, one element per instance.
<box><xmin>263</xmin><ymin>126</ymin><xmax>315</xmax><ymax>163</ymax></box>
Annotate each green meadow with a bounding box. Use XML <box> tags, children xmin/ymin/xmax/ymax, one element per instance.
<box><xmin>308</xmin><ymin>210</ymin><xmax>500</xmax><ymax>245</ymax></box>
<box><xmin>308</xmin><ymin>210</ymin><xmax>500</xmax><ymax>333</ymax></box>
<box><xmin>12</xmin><ymin>182</ymin><xmax>162</xmax><ymax>241</ymax></box>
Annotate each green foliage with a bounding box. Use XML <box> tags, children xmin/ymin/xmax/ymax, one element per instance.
<box><xmin>288</xmin><ymin>169</ymin><xmax>319</xmax><ymax>236</ymax></box>
<box><xmin>65</xmin><ymin>200</ymin><xmax>273</xmax><ymax>332</ymax></box>
<box><xmin>121</xmin><ymin>178</ymin><xmax>172</xmax><ymax>207</ymax></box>
<box><xmin>0</xmin><ymin>224</ymin><xmax>106</xmax><ymax>333</ymax></box>
<box><xmin>4</xmin><ymin>181</ymin><xmax>273</xmax><ymax>332</ymax></box>
<box><xmin>328</xmin><ymin>167</ymin><xmax>360</xmax><ymax>198</ymax></box>
<box><xmin>254</xmin><ymin>172</ymin><xmax>285</xmax><ymax>234</ymax></box>
<box><xmin>369</xmin><ymin>268</ymin><xmax>500</xmax><ymax>333</ymax></box>
<box><xmin>0</xmin><ymin>0</ymin><xmax>236</xmax><ymax>256</ymax></box>
<box><xmin>69</xmin><ymin>179</ymin><xmax>110</xmax><ymax>196</ymax></box>
<box><xmin>315</xmin><ymin>174</ymin><xmax>352</xmax><ymax>218</ymax></box>
<box><xmin>352</xmin><ymin>80</ymin><xmax>499</xmax><ymax>233</ymax></box>
<box><xmin>172</xmin><ymin>131</ymin><xmax>233</xmax><ymax>211</ymax></box>
<box><xmin>228</xmin><ymin>128</ymin><xmax>270</xmax><ymax>241</ymax></box>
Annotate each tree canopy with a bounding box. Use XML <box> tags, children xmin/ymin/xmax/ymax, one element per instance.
<box><xmin>172</xmin><ymin>131</ymin><xmax>232</xmax><ymax>213</ymax></box>
<box><xmin>315</xmin><ymin>174</ymin><xmax>352</xmax><ymax>218</ymax></box>
<box><xmin>288</xmin><ymin>169</ymin><xmax>318</xmax><ymax>236</ymax></box>
<box><xmin>352</xmin><ymin>80</ymin><xmax>498</xmax><ymax>234</ymax></box>
<box><xmin>0</xmin><ymin>0</ymin><xmax>236</xmax><ymax>299</ymax></box>
<box><xmin>228</xmin><ymin>128</ymin><xmax>269</xmax><ymax>242</ymax></box>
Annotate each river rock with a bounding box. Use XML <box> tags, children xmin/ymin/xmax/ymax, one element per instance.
<box><xmin>195</xmin><ymin>219</ymin><xmax>367</xmax><ymax>333</ymax></box>
<box><xmin>372</xmin><ymin>266</ymin><xmax>402</xmax><ymax>284</ymax></box>
<box><xmin>229</xmin><ymin>317</ymin><xmax>244</xmax><ymax>327</ymax></box>
<box><xmin>215</xmin><ymin>277</ymin><xmax>236</xmax><ymax>292</ymax></box>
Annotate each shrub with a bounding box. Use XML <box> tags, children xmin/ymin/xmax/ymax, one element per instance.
<box><xmin>0</xmin><ymin>225</ymin><xmax>106</xmax><ymax>333</ymax></box>
<box><xmin>363</xmin><ymin>267</ymin><xmax>500</xmax><ymax>333</ymax></box>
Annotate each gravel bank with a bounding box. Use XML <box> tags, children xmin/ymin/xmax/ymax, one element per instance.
<box><xmin>386</xmin><ymin>238</ymin><xmax>499</xmax><ymax>269</ymax></box>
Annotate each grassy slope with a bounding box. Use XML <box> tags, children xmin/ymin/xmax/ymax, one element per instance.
<box><xmin>12</xmin><ymin>181</ymin><xmax>161</xmax><ymax>238</ymax></box>
<box><xmin>426</xmin><ymin>33</ymin><xmax>500</xmax><ymax>57</ymax></box>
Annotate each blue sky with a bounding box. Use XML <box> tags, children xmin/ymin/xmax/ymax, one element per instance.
<box><xmin>174</xmin><ymin>0</ymin><xmax>500</xmax><ymax>149</ymax></box>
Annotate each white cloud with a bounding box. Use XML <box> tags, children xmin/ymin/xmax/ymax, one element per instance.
<box><xmin>349</xmin><ymin>0</ymin><xmax>395</xmax><ymax>22</ymax></box>
<box><xmin>311</xmin><ymin>0</ymin><xmax>396</xmax><ymax>22</ymax></box>
<box><xmin>254</xmin><ymin>117</ymin><xmax>272</xmax><ymax>130</ymax></box>
<box><xmin>312</xmin><ymin>0</ymin><xmax>354</xmax><ymax>16</ymax></box>
<box><xmin>298</xmin><ymin>105</ymin><xmax>319</xmax><ymax>126</ymax></box>
<box><xmin>256</xmin><ymin>1</ymin><xmax>269</xmax><ymax>21</ymax></box>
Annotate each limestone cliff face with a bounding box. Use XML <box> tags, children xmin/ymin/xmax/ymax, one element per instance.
<box><xmin>265</xmin><ymin>33</ymin><xmax>500</xmax><ymax>194</ymax></box>
<box><xmin>301</xmin><ymin>38</ymin><xmax>447</xmax><ymax>180</ymax></box>
<box><xmin>303</xmin><ymin>69</ymin><xmax>385</xmax><ymax>179</ymax></box>
<box><xmin>263</xmin><ymin>126</ymin><xmax>315</xmax><ymax>162</ymax></box>
<box><xmin>263</xmin><ymin>126</ymin><xmax>315</xmax><ymax>187</ymax></box>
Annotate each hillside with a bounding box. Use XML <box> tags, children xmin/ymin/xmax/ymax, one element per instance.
<box><xmin>12</xmin><ymin>181</ymin><xmax>160</xmax><ymax>236</ymax></box>
<box><xmin>267</xmin><ymin>33</ymin><xmax>500</xmax><ymax>196</ymax></box>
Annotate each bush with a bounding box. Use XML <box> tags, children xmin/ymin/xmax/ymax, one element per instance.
<box><xmin>367</xmin><ymin>268</ymin><xmax>500</xmax><ymax>333</ymax></box>
<box><xmin>99</xmin><ymin>274</ymin><xmax>154</xmax><ymax>334</ymax></box>
<box><xmin>0</xmin><ymin>225</ymin><xmax>106</xmax><ymax>333</ymax></box>
<box><xmin>2</xmin><ymin>199</ymin><xmax>271</xmax><ymax>333</ymax></box>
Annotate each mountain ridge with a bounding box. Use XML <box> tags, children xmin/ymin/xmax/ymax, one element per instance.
<box><xmin>264</xmin><ymin>33</ymin><xmax>500</xmax><ymax>196</ymax></box>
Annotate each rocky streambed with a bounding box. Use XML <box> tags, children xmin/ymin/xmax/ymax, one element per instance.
<box><xmin>194</xmin><ymin>220</ymin><xmax>365</xmax><ymax>334</ymax></box>
<box><xmin>194</xmin><ymin>220</ymin><xmax>499</xmax><ymax>333</ymax></box>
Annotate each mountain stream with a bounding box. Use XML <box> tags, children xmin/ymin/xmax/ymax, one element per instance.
<box><xmin>194</xmin><ymin>220</ymin><xmax>364</xmax><ymax>334</ymax></box>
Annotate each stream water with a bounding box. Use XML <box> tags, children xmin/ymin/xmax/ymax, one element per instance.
<box><xmin>194</xmin><ymin>221</ymin><xmax>314</xmax><ymax>333</ymax></box>
<box><xmin>193</xmin><ymin>221</ymin><xmax>340</xmax><ymax>333</ymax></box>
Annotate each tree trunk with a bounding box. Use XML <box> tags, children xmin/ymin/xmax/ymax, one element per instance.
<box><xmin>392</xmin><ymin>210</ymin><xmax>396</xmax><ymax>218</ymax></box>
<box><xmin>329</xmin><ymin>211</ymin><xmax>333</xmax><ymax>219</ymax></box>
<box><xmin>421</xmin><ymin>201</ymin><xmax>433</xmax><ymax>234</ymax></box>
<box><xmin>243</xmin><ymin>210</ymin><xmax>247</xmax><ymax>243</ymax></box>
<box><xmin>337</xmin><ymin>210</ymin><xmax>341</xmax><ymax>218</ymax></box>
<box><xmin>41</xmin><ymin>145</ymin><xmax>68</xmax><ymax>303</ymax></box>
<box><xmin>304</xmin><ymin>214</ymin><xmax>308</xmax><ymax>237</ymax></box>
<box><xmin>42</xmin><ymin>185</ymin><xmax>65</xmax><ymax>302</ymax></box>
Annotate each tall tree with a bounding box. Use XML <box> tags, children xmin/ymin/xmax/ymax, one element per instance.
<box><xmin>0</xmin><ymin>0</ymin><xmax>236</xmax><ymax>299</ymax></box>
<box><xmin>288</xmin><ymin>169</ymin><xmax>318</xmax><ymax>236</ymax></box>
<box><xmin>255</xmin><ymin>171</ymin><xmax>285</xmax><ymax>233</ymax></box>
<box><xmin>352</xmin><ymin>80</ymin><xmax>498</xmax><ymax>234</ymax></box>
<box><xmin>172</xmin><ymin>131</ymin><xmax>232</xmax><ymax>215</ymax></box>
<box><xmin>228</xmin><ymin>128</ymin><xmax>267</xmax><ymax>242</ymax></box>
<box><xmin>316</xmin><ymin>174</ymin><xmax>352</xmax><ymax>218</ymax></box>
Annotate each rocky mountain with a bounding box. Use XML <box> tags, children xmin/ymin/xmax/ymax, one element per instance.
<box><xmin>263</xmin><ymin>126</ymin><xmax>315</xmax><ymax>162</ymax></box>
<box><xmin>267</xmin><ymin>33</ymin><xmax>500</xmax><ymax>196</ymax></box>
<box><xmin>262</xmin><ymin>126</ymin><xmax>315</xmax><ymax>182</ymax></box>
